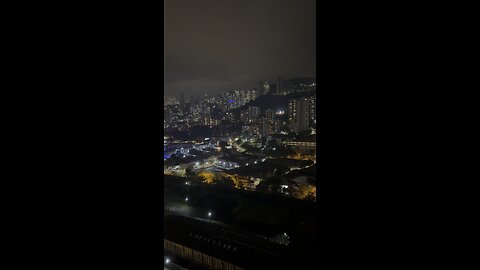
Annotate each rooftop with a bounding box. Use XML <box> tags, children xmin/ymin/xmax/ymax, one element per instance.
<box><xmin>164</xmin><ymin>215</ymin><xmax>292</xmax><ymax>269</ymax></box>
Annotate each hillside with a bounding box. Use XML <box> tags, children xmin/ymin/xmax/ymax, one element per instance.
<box><xmin>233</xmin><ymin>90</ymin><xmax>316</xmax><ymax>112</ymax></box>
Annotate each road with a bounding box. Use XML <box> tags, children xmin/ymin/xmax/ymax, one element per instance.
<box><xmin>164</xmin><ymin>201</ymin><xmax>231</xmax><ymax>230</ymax></box>
<box><xmin>165</xmin><ymin>202</ymin><xmax>197</xmax><ymax>217</ymax></box>
<box><xmin>284</xmin><ymin>160</ymin><xmax>316</xmax><ymax>175</ymax></box>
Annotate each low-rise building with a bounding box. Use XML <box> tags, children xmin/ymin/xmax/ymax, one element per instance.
<box><xmin>164</xmin><ymin>215</ymin><xmax>292</xmax><ymax>270</ymax></box>
<box><xmin>283</xmin><ymin>140</ymin><xmax>316</xmax><ymax>150</ymax></box>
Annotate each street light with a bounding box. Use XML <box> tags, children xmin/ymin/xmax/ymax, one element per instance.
<box><xmin>165</xmin><ymin>258</ymin><xmax>170</xmax><ymax>264</ymax></box>
<box><xmin>208</xmin><ymin>211</ymin><xmax>212</xmax><ymax>220</ymax></box>
<box><xmin>185</xmin><ymin>197</ymin><xmax>189</xmax><ymax>202</ymax></box>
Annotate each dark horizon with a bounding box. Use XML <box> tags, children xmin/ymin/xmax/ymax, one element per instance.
<box><xmin>164</xmin><ymin>0</ymin><xmax>316</xmax><ymax>98</ymax></box>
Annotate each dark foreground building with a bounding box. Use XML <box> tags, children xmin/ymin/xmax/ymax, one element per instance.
<box><xmin>164</xmin><ymin>215</ymin><xmax>293</xmax><ymax>270</ymax></box>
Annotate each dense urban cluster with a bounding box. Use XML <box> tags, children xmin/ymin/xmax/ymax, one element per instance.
<box><xmin>164</xmin><ymin>0</ymin><xmax>316</xmax><ymax>268</ymax></box>
<box><xmin>164</xmin><ymin>77</ymin><xmax>317</xmax><ymax>202</ymax></box>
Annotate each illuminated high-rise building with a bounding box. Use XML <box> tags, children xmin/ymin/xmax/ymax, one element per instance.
<box><xmin>260</xmin><ymin>117</ymin><xmax>272</xmax><ymax>137</ymax></box>
<box><xmin>288</xmin><ymin>97</ymin><xmax>311</xmax><ymax>133</ymax></box>
<box><xmin>276</xmin><ymin>76</ymin><xmax>283</xmax><ymax>95</ymax></box>
<box><xmin>258</xmin><ymin>81</ymin><xmax>270</xmax><ymax>95</ymax></box>
<box><xmin>265</xmin><ymin>109</ymin><xmax>274</xmax><ymax>122</ymax></box>
<box><xmin>248</xmin><ymin>106</ymin><xmax>261</xmax><ymax>123</ymax></box>
<box><xmin>180</xmin><ymin>92</ymin><xmax>185</xmax><ymax>109</ymax></box>
<box><xmin>308</xmin><ymin>95</ymin><xmax>316</xmax><ymax>124</ymax></box>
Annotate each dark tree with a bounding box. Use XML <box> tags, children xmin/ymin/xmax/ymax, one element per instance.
<box><xmin>185</xmin><ymin>165</ymin><xmax>194</xmax><ymax>177</ymax></box>
<box><xmin>268</xmin><ymin>176</ymin><xmax>283</xmax><ymax>193</ymax></box>
<box><xmin>216</xmin><ymin>176</ymin><xmax>234</xmax><ymax>188</ymax></box>
<box><xmin>219</xmin><ymin>141</ymin><xmax>228</xmax><ymax>148</ymax></box>
<box><xmin>256</xmin><ymin>180</ymin><xmax>270</xmax><ymax>193</ymax></box>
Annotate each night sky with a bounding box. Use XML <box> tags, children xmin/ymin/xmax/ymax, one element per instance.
<box><xmin>164</xmin><ymin>0</ymin><xmax>316</xmax><ymax>97</ymax></box>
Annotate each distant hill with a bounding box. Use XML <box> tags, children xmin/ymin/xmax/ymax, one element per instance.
<box><xmin>233</xmin><ymin>90</ymin><xmax>316</xmax><ymax>112</ymax></box>
<box><xmin>283</xmin><ymin>77</ymin><xmax>316</xmax><ymax>93</ymax></box>
<box><xmin>283</xmin><ymin>77</ymin><xmax>316</xmax><ymax>86</ymax></box>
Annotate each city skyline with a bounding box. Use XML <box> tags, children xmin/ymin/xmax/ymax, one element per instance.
<box><xmin>164</xmin><ymin>1</ymin><xmax>316</xmax><ymax>268</ymax></box>
<box><xmin>163</xmin><ymin>75</ymin><xmax>316</xmax><ymax>99</ymax></box>
<box><xmin>164</xmin><ymin>0</ymin><xmax>316</xmax><ymax>97</ymax></box>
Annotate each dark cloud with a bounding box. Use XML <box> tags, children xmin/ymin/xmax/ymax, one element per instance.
<box><xmin>164</xmin><ymin>0</ymin><xmax>316</xmax><ymax>97</ymax></box>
